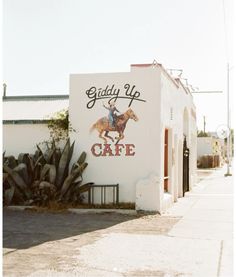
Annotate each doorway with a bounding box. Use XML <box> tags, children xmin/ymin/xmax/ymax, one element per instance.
<box><xmin>183</xmin><ymin>136</ymin><xmax>190</xmax><ymax>196</ymax></box>
<box><xmin>164</xmin><ymin>129</ymin><xmax>169</xmax><ymax>192</ymax></box>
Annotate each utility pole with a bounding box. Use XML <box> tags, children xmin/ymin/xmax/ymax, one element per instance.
<box><xmin>225</xmin><ymin>63</ymin><xmax>232</xmax><ymax>176</ymax></box>
<box><xmin>203</xmin><ymin>116</ymin><xmax>206</xmax><ymax>134</ymax></box>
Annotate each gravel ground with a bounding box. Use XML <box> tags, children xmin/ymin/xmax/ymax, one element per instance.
<box><xmin>3</xmin><ymin>209</ymin><xmax>180</xmax><ymax>277</ymax></box>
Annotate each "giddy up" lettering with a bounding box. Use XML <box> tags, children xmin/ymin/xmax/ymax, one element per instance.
<box><xmin>85</xmin><ymin>83</ymin><xmax>146</xmax><ymax>109</ymax></box>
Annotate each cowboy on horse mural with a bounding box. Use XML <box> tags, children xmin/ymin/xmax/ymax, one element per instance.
<box><xmin>90</xmin><ymin>102</ymin><xmax>138</xmax><ymax>144</ymax></box>
<box><xmin>103</xmin><ymin>101</ymin><xmax>120</xmax><ymax>128</ymax></box>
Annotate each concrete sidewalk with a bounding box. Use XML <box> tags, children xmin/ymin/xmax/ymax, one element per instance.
<box><xmin>3</xmin><ymin>166</ymin><xmax>233</xmax><ymax>277</ymax></box>
<box><xmin>72</xmin><ymin>166</ymin><xmax>233</xmax><ymax>277</ymax></box>
<box><xmin>165</xmin><ymin>166</ymin><xmax>233</xmax><ymax>276</ymax></box>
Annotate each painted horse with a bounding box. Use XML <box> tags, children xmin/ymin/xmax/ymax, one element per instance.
<box><xmin>90</xmin><ymin>108</ymin><xmax>138</xmax><ymax>144</ymax></box>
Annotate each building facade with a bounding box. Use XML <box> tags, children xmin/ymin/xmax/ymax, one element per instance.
<box><xmin>69</xmin><ymin>63</ymin><xmax>197</xmax><ymax>213</ymax></box>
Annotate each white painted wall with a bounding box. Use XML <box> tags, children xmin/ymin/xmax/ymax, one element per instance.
<box><xmin>159</xmin><ymin>69</ymin><xmax>197</xmax><ymax>210</ymax></box>
<box><xmin>197</xmin><ymin>137</ymin><xmax>212</xmax><ymax>158</ymax></box>
<box><xmin>3</xmin><ymin>97</ymin><xmax>69</xmax><ymax>158</ymax></box>
<box><xmin>69</xmin><ymin>64</ymin><xmax>197</xmax><ymax>212</ymax></box>
<box><xmin>70</xmin><ymin>67</ymin><xmax>162</xmax><ymax>209</ymax></box>
<box><xmin>3</xmin><ymin>124</ymin><xmax>51</xmax><ymax>157</ymax></box>
<box><xmin>197</xmin><ymin>137</ymin><xmax>224</xmax><ymax>159</ymax></box>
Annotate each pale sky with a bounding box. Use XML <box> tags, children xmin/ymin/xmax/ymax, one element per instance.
<box><xmin>3</xmin><ymin>0</ymin><xmax>234</xmax><ymax>131</ymax></box>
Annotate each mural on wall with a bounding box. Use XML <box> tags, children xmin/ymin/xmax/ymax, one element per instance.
<box><xmin>86</xmin><ymin>83</ymin><xmax>145</xmax><ymax>157</ymax></box>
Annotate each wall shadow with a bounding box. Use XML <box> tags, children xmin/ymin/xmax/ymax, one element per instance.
<box><xmin>3</xmin><ymin>209</ymin><xmax>138</xmax><ymax>250</ymax></box>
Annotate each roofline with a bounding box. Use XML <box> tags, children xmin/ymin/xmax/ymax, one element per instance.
<box><xmin>2</xmin><ymin>94</ymin><xmax>69</xmax><ymax>101</ymax></box>
<box><xmin>175</xmin><ymin>78</ymin><xmax>192</xmax><ymax>95</ymax></box>
<box><xmin>131</xmin><ymin>63</ymin><xmax>180</xmax><ymax>89</ymax></box>
<box><xmin>3</xmin><ymin>119</ymin><xmax>52</xmax><ymax>125</ymax></box>
<box><xmin>158</xmin><ymin>64</ymin><xmax>180</xmax><ymax>89</ymax></box>
<box><xmin>131</xmin><ymin>63</ymin><xmax>154</xmax><ymax>67</ymax></box>
<box><xmin>131</xmin><ymin>62</ymin><xmax>195</xmax><ymax>96</ymax></box>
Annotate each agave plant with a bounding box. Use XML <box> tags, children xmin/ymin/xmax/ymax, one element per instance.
<box><xmin>3</xmin><ymin>139</ymin><xmax>92</xmax><ymax>206</ymax></box>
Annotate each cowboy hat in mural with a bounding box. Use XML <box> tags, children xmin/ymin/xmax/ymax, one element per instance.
<box><xmin>90</xmin><ymin>102</ymin><xmax>138</xmax><ymax>145</ymax></box>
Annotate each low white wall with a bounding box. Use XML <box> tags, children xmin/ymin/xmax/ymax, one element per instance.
<box><xmin>3</xmin><ymin>123</ymin><xmax>51</xmax><ymax>157</ymax></box>
<box><xmin>197</xmin><ymin>137</ymin><xmax>213</xmax><ymax>158</ymax></box>
<box><xmin>136</xmin><ymin>174</ymin><xmax>160</xmax><ymax>211</ymax></box>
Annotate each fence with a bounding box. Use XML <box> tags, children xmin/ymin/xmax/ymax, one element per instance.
<box><xmin>198</xmin><ymin>155</ymin><xmax>220</xmax><ymax>168</ymax></box>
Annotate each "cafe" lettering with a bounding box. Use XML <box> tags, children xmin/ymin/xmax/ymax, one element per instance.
<box><xmin>91</xmin><ymin>143</ymin><xmax>135</xmax><ymax>157</ymax></box>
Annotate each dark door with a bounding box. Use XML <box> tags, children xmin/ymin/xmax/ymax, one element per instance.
<box><xmin>183</xmin><ymin>136</ymin><xmax>190</xmax><ymax>196</ymax></box>
<box><xmin>164</xmin><ymin>129</ymin><xmax>169</xmax><ymax>192</ymax></box>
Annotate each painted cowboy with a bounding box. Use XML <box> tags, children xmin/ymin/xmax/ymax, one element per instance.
<box><xmin>103</xmin><ymin>101</ymin><xmax>120</xmax><ymax>127</ymax></box>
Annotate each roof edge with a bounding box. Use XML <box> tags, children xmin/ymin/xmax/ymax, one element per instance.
<box><xmin>3</xmin><ymin>94</ymin><xmax>69</xmax><ymax>101</ymax></box>
<box><xmin>3</xmin><ymin>119</ymin><xmax>51</xmax><ymax>125</ymax></box>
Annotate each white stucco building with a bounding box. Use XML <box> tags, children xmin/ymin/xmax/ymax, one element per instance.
<box><xmin>69</xmin><ymin>62</ymin><xmax>197</xmax><ymax>213</ymax></box>
<box><xmin>3</xmin><ymin>95</ymin><xmax>69</xmax><ymax>156</ymax></box>
<box><xmin>2</xmin><ymin>62</ymin><xmax>197</xmax><ymax>213</ymax></box>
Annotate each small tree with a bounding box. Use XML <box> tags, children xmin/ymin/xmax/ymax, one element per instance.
<box><xmin>197</xmin><ymin>130</ymin><xmax>209</xmax><ymax>137</ymax></box>
<box><xmin>47</xmin><ymin>109</ymin><xmax>74</xmax><ymax>142</ymax></box>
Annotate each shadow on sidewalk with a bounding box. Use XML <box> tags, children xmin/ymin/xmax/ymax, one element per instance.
<box><xmin>3</xmin><ymin>209</ymin><xmax>138</xmax><ymax>250</ymax></box>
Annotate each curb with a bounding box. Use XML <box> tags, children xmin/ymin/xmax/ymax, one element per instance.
<box><xmin>68</xmin><ymin>208</ymin><xmax>137</xmax><ymax>215</ymax></box>
<box><xmin>5</xmin><ymin>206</ymin><xmax>33</xmax><ymax>211</ymax></box>
<box><xmin>5</xmin><ymin>206</ymin><xmax>137</xmax><ymax>215</ymax></box>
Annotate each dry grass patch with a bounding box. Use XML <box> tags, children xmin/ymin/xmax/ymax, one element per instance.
<box><xmin>24</xmin><ymin>201</ymin><xmax>135</xmax><ymax>213</ymax></box>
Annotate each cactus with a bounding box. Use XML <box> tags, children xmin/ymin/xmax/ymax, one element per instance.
<box><xmin>3</xmin><ymin>140</ymin><xmax>90</xmax><ymax>206</ymax></box>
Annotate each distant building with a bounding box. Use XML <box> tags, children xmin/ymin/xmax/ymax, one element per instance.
<box><xmin>3</xmin><ymin>95</ymin><xmax>69</xmax><ymax>156</ymax></box>
<box><xmin>197</xmin><ymin>136</ymin><xmax>225</xmax><ymax>167</ymax></box>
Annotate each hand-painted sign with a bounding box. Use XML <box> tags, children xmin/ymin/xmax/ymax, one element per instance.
<box><xmin>91</xmin><ymin>143</ymin><xmax>135</xmax><ymax>157</ymax></box>
<box><xmin>86</xmin><ymin>83</ymin><xmax>146</xmax><ymax>109</ymax></box>
<box><xmin>87</xmin><ymin>83</ymin><xmax>146</xmax><ymax>157</ymax></box>
<box><xmin>90</xmin><ymin>106</ymin><xmax>138</xmax><ymax>144</ymax></box>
